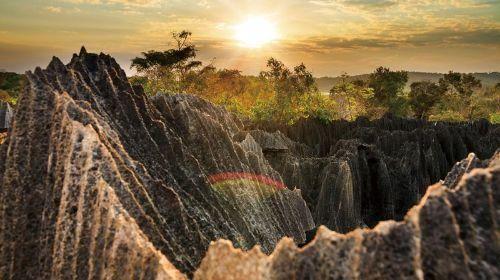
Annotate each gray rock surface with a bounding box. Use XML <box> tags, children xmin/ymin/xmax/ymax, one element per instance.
<box><xmin>195</xmin><ymin>150</ymin><xmax>500</xmax><ymax>279</ymax></box>
<box><xmin>0</xmin><ymin>101</ymin><xmax>12</xmax><ymax>130</ymax></box>
<box><xmin>251</xmin><ymin>116</ymin><xmax>499</xmax><ymax>232</ymax></box>
<box><xmin>0</xmin><ymin>49</ymin><xmax>314</xmax><ymax>279</ymax></box>
<box><xmin>0</xmin><ymin>49</ymin><xmax>498</xmax><ymax>279</ymax></box>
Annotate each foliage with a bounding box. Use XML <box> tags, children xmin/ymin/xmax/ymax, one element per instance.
<box><xmin>429</xmin><ymin>82</ymin><xmax>498</xmax><ymax>122</ymax></box>
<box><xmin>131</xmin><ymin>30</ymin><xmax>203</xmax><ymax>94</ymax></box>
<box><xmin>490</xmin><ymin>113</ymin><xmax>500</xmax><ymax>124</ymax></box>
<box><xmin>130</xmin><ymin>32</ymin><xmax>498</xmax><ymax>125</ymax></box>
<box><xmin>367</xmin><ymin>67</ymin><xmax>408</xmax><ymax>115</ymax></box>
<box><xmin>408</xmin><ymin>81</ymin><xmax>447</xmax><ymax>119</ymax></box>
<box><xmin>0</xmin><ymin>72</ymin><xmax>26</xmax><ymax>105</ymax></box>
<box><xmin>329</xmin><ymin>73</ymin><xmax>374</xmax><ymax>120</ymax></box>
<box><xmin>257</xmin><ymin>58</ymin><xmax>324</xmax><ymax>123</ymax></box>
<box><xmin>437</xmin><ymin>72</ymin><xmax>482</xmax><ymax>121</ymax></box>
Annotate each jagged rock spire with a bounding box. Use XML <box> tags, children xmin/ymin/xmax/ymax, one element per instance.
<box><xmin>0</xmin><ymin>49</ymin><xmax>498</xmax><ymax>279</ymax></box>
<box><xmin>0</xmin><ymin>49</ymin><xmax>314</xmax><ymax>278</ymax></box>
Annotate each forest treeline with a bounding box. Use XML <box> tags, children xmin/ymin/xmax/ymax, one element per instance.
<box><xmin>1</xmin><ymin>31</ymin><xmax>499</xmax><ymax>124</ymax></box>
<box><xmin>128</xmin><ymin>31</ymin><xmax>499</xmax><ymax>124</ymax></box>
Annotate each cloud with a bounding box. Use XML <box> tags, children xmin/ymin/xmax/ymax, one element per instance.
<box><xmin>338</xmin><ymin>0</ymin><xmax>397</xmax><ymax>9</ymax></box>
<box><xmin>315</xmin><ymin>37</ymin><xmax>398</xmax><ymax>48</ymax></box>
<box><xmin>45</xmin><ymin>6</ymin><xmax>63</xmax><ymax>13</ymax></box>
<box><xmin>406</xmin><ymin>28</ymin><xmax>500</xmax><ymax>46</ymax></box>
<box><xmin>276</xmin><ymin>27</ymin><xmax>500</xmax><ymax>55</ymax></box>
<box><xmin>407</xmin><ymin>0</ymin><xmax>497</xmax><ymax>9</ymax></box>
<box><xmin>197</xmin><ymin>0</ymin><xmax>211</xmax><ymax>8</ymax></box>
<box><xmin>60</xmin><ymin>0</ymin><xmax>160</xmax><ymax>7</ymax></box>
<box><xmin>309</xmin><ymin>0</ymin><xmax>397</xmax><ymax>10</ymax></box>
<box><xmin>45</xmin><ymin>6</ymin><xmax>83</xmax><ymax>14</ymax></box>
<box><xmin>108</xmin><ymin>0</ymin><xmax>159</xmax><ymax>6</ymax></box>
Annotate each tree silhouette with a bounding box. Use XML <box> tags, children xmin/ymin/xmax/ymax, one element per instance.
<box><xmin>439</xmin><ymin>72</ymin><xmax>482</xmax><ymax>121</ymax></box>
<box><xmin>368</xmin><ymin>67</ymin><xmax>408</xmax><ymax>115</ymax></box>
<box><xmin>408</xmin><ymin>81</ymin><xmax>446</xmax><ymax>120</ymax></box>
<box><xmin>131</xmin><ymin>30</ymin><xmax>202</xmax><ymax>94</ymax></box>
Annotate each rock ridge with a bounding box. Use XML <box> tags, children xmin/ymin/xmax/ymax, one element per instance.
<box><xmin>251</xmin><ymin>115</ymin><xmax>499</xmax><ymax>232</ymax></box>
<box><xmin>195</xmin><ymin>150</ymin><xmax>499</xmax><ymax>279</ymax></box>
<box><xmin>0</xmin><ymin>49</ymin><xmax>313</xmax><ymax>278</ymax></box>
<box><xmin>0</xmin><ymin>49</ymin><xmax>498</xmax><ymax>279</ymax></box>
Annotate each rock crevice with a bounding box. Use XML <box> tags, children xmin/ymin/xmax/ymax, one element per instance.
<box><xmin>0</xmin><ymin>49</ymin><xmax>498</xmax><ymax>279</ymax></box>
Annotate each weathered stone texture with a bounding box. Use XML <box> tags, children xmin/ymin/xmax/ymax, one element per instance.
<box><xmin>251</xmin><ymin>115</ymin><xmax>499</xmax><ymax>232</ymax></box>
<box><xmin>0</xmin><ymin>49</ymin><xmax>313</xmax><ymax>279</ymax></box>
<box><xmin>1</xmin><ymin>49</ymin><xmax>498</xmax><ymax>279</ymax></box>
<box><xmin>0</xmin><ymin>101</ymin><xmax>12</xmax><ymax>130</ymax></box>
<box><xmin>195</xmin><ymin>151</ymin><xmax>499</xmax><ymax>279</ymax></box>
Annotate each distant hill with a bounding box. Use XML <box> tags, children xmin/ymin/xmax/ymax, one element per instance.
<box><xmin>316</xmin><ymin>72</ymin><xmax>500</xmax><ymax>93</ymax></box>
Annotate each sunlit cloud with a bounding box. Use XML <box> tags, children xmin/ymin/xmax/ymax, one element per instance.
<box><xmin>45</xmin><ymin>6</ymin><xmax>63</xmax><ymax>13</ymax></box>
<box><xmin>61</xmin><ymin>0</ymin><xmax>161</xmax><ymax>7</ymax></box>
<box><xmin>310</xmin><ymin>0</ymin><xmax>397</xmax><ymax>10</ymax></box>
<box><xmin>0</xmin><ymin>0</ymin><xmax>498</xmax><ymax>75</ymax></box>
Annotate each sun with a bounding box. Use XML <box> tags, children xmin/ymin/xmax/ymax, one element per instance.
<box><xmin>234</xmin><ymin>17</ymin><xmax>278</xmax><ymax>48</ymax></box>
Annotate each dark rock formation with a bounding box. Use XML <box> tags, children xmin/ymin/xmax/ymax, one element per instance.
<box><xmin>0</xmin><ymin>48</ymin><xmax>313</xmax><ymax>279</ymax></box>
<box><xmin>1</xmin><ymin>49</ymin><xmax>498</xmax><ymax>279</ymax></box>
<box><xmin>195</xmin><ymin>150</ymin><xmax>500</xmax><ymax>279</ymax></box>
<box><xmin>251</xmin><ymin>117</ymin><xmax>499</xmax><ymax>232</ymax></box>
<box><xmin>0</xmin><ymin>101</ymin><xmax>12</xmax><ymax>131</ymax></box>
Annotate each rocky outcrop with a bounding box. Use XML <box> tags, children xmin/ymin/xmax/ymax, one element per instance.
<box><xmin>0</xmin><ymin>48</ymin><xmax>314</xmax><ymax>279</ymax></box>
<box><xmin>195</xmin><ymin>150</ymin><xmax>500</xmax><ymax>279</ymax></box>
<box><xmin>251</xmin><ymin>117</ymin><xmax>499</xmax><ymax>232</ymax></box>
<box><xmin>0</xmin><ymin>101</ymin><xmax>12</xmax><ymax>131</ymax></box>
<box><xmin>0</xmin><ymin>49</ymin><xmax>498</xmax><ymax>279</ymax></box>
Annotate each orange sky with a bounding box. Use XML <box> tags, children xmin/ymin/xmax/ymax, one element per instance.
<box><xmin>1</xmin><ymin>0</ymin><xmax>499</xmax><ymax>76</ymax></box>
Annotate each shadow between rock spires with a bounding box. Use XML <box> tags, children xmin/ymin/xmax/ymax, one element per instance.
<box><xmin>0</xmin><ymin>49</ymin><xmax>498</xmax><ymax>279</ymax></box>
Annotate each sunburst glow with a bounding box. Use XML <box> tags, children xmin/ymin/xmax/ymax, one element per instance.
<box><xmin>234</xmin><ymin>17</ymin><xmax>278</xmax><ymax>48</ymax></box>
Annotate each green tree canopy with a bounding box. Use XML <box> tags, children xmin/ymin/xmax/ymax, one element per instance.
<box><xmin>329</xmin><ymin>73</ymin><xmax>374</xmax><ymax>120</ymax></box>
<box><xmin>368</xmin><ymin>67</ymin><xmax>408</xmax><ymax>115</ymax></box>
<box><xmin>256</xmin><ymin>58</ymin><xmax>335</xmax><ymax>123</ymax></box>
<box><xmin>438</xmin><ymin>72</ymin><xmax>482</xmax><ymax>120</ymax></box>
<box><xmin>131</xmin><ymin>30</ymin><xmax>202</xmax><ymax>94</ymax></box>
<box><xmin>260</xmin><ymin>58</ymin><xmax>316</xmax><ymax>103</ymax></box>
<box><xmin>439</xmin><ymin>72</ymin><xmax>481</xmax><ymax>98</ymax></box>
<box><xmin>131</xmin><ymin>30</ymin><xmax>201</xmax><ymax>72</ymax></box>
<box><xmin>408</xmin><ymin>81</ymin><xmax>446</xmax><ymax>119</ymax></box>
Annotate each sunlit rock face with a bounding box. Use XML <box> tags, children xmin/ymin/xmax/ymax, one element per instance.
<box><xmin>0</xmin><ymin>48</ymin><xmax>314</xmax><ymax>278</ymax></box>
<box><xmin>252</xmin><ymin>117</ymin><xmax>499</xmax><ymax>232</ymax></box>
<box><xmin>0</xmin><ymin>101</ymin><xmax>12</xmax><ymax>130</ymax></box>
<box><xmin>195</xmin><ymin>151</ymin><xmax>500</xmax><ymax>279</ymax></box>
<box><xmin>0</xmin><ymin>49</ymin><xmax>498</xmax><ymax>279</ymax></box>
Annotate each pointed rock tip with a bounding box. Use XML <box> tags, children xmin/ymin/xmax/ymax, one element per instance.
<box><xmin>80</xmin><ymin>46</ymin><xmax>87</xmax><ymax>55</ymax></box>
<box><xmin>47</xmin><ymin>56</ymin><xmax>65</xmax><ymax>71</ymax></box>
<box><xmin>34</xmin><ymin>66</ymin><xmax>43</xmax><ymax>75</ymax></box>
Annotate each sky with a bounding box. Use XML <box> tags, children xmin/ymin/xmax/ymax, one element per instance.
<box><xmin>0</xmin><ymin>0</ymin><xmax>499</xmax><ymax>76</ymax></box>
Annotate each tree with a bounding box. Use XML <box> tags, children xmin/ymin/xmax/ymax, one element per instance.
<box><xmin>253</xmin><ymin>58</ymin><xmax>336</xmax><ymax>124</ymax></box>
<box><xmin>408</xmin><ymin>81</ymin><xmax>446</xmax><ymax>120</ymax></box>
<box><xmin>438</xmin><ymin>72</ymin><xmax>482</xmax><ymax>121</ymax></box>
<box><xmin>259</xmin><ymin>58</ymin><xmax>322</xmax><ymax>123</ymax></box>
<box><xmin>329</xmin><ymin>73</ymin><xmax>374</xmax><ymax>120</ymax></box>
<box><xmin>367</xmin><ymin>67</ymin><xmax>408</xmax><ymax>115</ymax></box>
<box><xmin>0</xmin><ymin>72</ymin><xmax>25</xmax><ymax>105</ymax></box>
<box><xmin>131</xmin><ymin>30</ymin><xmax>202</xmax><ymax>94</ymax></box>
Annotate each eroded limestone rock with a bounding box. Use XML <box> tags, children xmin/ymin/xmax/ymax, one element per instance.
<box><xmin>252</xmin><ymin>116</ymin><xmax>499</xmax><ymax>233</ymax></box>
<box><xmin>195</xmin><ymin>151</ymin><xmax>499</xmax><ymax>279</ymax></box>
<box><xmin>1</xmin><ymin>49</ymin><xmax>498</xmax><ymax>279</ymax></box>
<box><xmin>0</xmin><ymin>101</ymin><xmax>12</xmax><ymax>130</ymax></box>
<box><xmin>0</xmin><ymin>49</ymin><xmax>314</xmax><ymax>278</ymax></box>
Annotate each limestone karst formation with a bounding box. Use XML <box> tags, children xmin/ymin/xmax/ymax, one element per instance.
<box><xmin>195</xmin><ymin>151</ymin><xmax>500</xmax><ymax>279</ymax></box>
<box><xmin>0</xmin><ymin>49</ymin><xmax>498</xmax><ymax>279</ymax></box>
<box><xmin>0</xmin><ymin>101</ymin><xmax>12</xmax><ymax>131</ymax></box>
<box><xmin>250</xmin><ymin>116</ymin><xmax>499</xmax><ymax>233</ymax></box>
